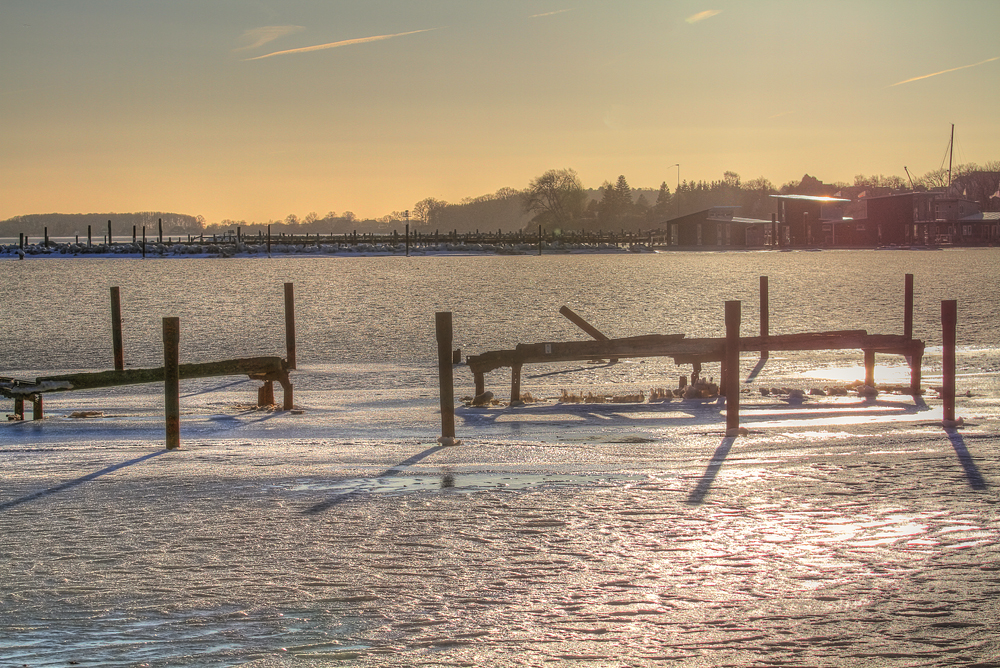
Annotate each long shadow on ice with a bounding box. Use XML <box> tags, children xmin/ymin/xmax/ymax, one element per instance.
<box><xmin>686</xmin><ymin>436</ymin><xmax>736</xmax><ymax>505</ymax></box>
<box><xmin>457</xmin><ymin>396</ymin><xmax>930</xmax><ymax>431</ymax></box>
<box><xmin>944</xmin><ymin>427</ymin><xmax>988</xmax><ymax>490</ymax></box>
<box><xmin>0</xmin><ymin>450</ymin><xmax>169</xmax><ymax>511</ymax></box>
<box><xmin>304</xmin><ymin>445</ymin><xmax>446</xmax><ymax>514</ymax></box>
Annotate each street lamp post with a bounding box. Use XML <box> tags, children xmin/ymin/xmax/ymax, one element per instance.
<box><xmin>671</xmin><ymin>163</ymin><xmax>680</xmax><ymax>219</ymax></box>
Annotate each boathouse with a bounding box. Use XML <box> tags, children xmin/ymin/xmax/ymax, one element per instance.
<box><xmin>662</xmin><ymin>207</ymin><xmax>774</xmax><ymax>249</ymax></box>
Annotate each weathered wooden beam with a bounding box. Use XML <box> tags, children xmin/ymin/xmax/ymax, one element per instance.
<box><xmin>941</xmin><ymin>300</ymin><xmax>957</xmax><ymax>425</ymax></box>
<box><xmin>110</xmin><ymin>287</ymin><xmax>124</xmax><ymax>372</ymax></box>
<box><xmin>34</xmin><ymin>357</ymin><xmax>287</xmax><ymax>392</ymax></box>
<box><xmin>436</xmin><ymin>312</ymin><xmax>456</xmax><ymax>440</ymax></box>
<box><xmin>559</xmin><ymin>306</ymin><xmax>611</xmax><ymax>341</ymax></box>
<box><xmin>163</xmin><ymin>317</ymin><xmax>180</xmax><ymax>450</ymax></box>
<box><xmin>725</xmin><ymin>300</ymin><xmax>741</xmax><ymax>436</ymax></box>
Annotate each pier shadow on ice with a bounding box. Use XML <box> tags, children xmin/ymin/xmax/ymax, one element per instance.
<box><xmin>304</xmin><ymin>445</ymin><xmax>446</xmax><ymax>514</ymax></box>
<box><xmin>0</xmin><ymin>449</ymin><xmax>169</xmax><ymax>511</ymax></box>
<box><xmin>944</xmin><ymin>427</ymin><xmax>989</xmax><ymax>490</ymax></box>
<box><xmin>457</xmin><ymin>395</ymin><xmax>932</xmax><ymax>432</ymax></box>
<box><xmin>686</xmin><ymin>436</ymin><xmax>737</xmax><ymax>505</ymax></box>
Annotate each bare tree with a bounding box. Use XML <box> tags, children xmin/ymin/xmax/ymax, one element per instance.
<box><xmin>523</xmin><ymin>168</ymin><xmax>586</xmax><ymax>231</ymax></box>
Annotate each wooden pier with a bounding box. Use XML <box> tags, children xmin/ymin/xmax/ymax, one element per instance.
<box><xmin>1</xmin><ymin>357</ymin><xmax>293</xmax><ymax>421</ymax></box>
<box><xmin>464</xmin><ymin>275</ymin><xmax>928</xmax><ymax>434</ymax></box>
<box><xmin>466</xmin><ymin>327</ymin><xmax>925</xmax><ymax>405</ymax></box>
<box><xmin>2</xmin><ymin>283</ymin><xmax>297</xmax><ymax>433</ymax></box>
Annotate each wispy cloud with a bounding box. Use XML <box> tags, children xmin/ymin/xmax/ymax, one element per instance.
<box><xmin>235</xmin><ymin>25</ymin><xmax>305</xmax><ymax>52</ymax></box>
<box><xmin>530</xmin><ymin>9</ymin><xmax>576</xmax><ymax>18</ymax></box>
<box><xmin>890</xmin><ymin>56</ymin><xmax>999</xmax><ymax>86</ymax></box>
<box><xmin>245</xmin><ymin>27</ymin><xmax>445</xmax><ymax>61</ymax></box>
<box><xmin>686</xmin><ymin>10</ymin><xmax>722</xmax><ymax>24</ymax></box>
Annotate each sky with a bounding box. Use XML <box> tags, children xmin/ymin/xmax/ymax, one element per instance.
<box><xmin>3</xmin><ymin>0</ymin><xmax>999</xmax><ymax>224</ymax></box>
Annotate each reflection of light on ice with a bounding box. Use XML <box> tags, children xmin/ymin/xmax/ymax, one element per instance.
<box><xmin>796</xmin><ymin>364</ymin><xmax>914</xmax><ymax>384</ymax></box>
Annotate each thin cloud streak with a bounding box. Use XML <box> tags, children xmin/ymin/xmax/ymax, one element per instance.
<box><xmin>890</xmin><ymin>56</ymin><xmax>999</xmax><ymax>86</ymax></box>
<box><xmin>530</xmin><ymin>9</ymin><xmax>576</xmax><ymax>18</ymax></box>
<box><xmin>686</xmin><ymin>10</ymin><xmax>722</xmax><ymax>24</ymax></box>
<box><xmin>245</xmin><ymin>27</ymin><xmax>445</xmax><ymax>61</ymax></box>
<box><xmin>235</xmin><ymin>25</ymin><xmax>305</xmax><ymax>52</ymax></box>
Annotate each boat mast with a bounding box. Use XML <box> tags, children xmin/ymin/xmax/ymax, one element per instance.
<box><xmin>947</xmin><ymin>123</ymin><xmax>954</xmax><ymax>189</ymax></box>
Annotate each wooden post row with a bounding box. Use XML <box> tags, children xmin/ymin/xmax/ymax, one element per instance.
<box><xmin>725</xmin><ymin>300</ymin><xmax>741</xmax><ymax>437</ymax></box>
<box><xmin>110</xmin><ymin>287</ymin><xmax>124</xmax><ymax>371</ymax></box>
<box><xmin>904</xmin><ymin>273</ymin><xmax>914</xmax><ymax>339</ymax></box>
<box><xmin>759</xmin><ymin>276</ymin><xmax>769</xmax><ymax>360</ymax></box>
<box><xmin>436</xmin><ymin>312</ymin><xmax>458</xmax><ymax>443</ymax></box>
<box><xmin>163</xmin><ymin>317</ymin><xmax>180</xmax><ymax>450</ymax></box>
<box><xmin>284</xmin><ymin>283</ymin><xmax>296</xmax><ymax>370</ymax></box>
<box><xmin>941</xmin><ymin>300</ymin><xmax>957</xmax><ymax>426</ymax></box>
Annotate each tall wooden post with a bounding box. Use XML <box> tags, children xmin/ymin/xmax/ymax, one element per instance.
<box><xmin>759</xmin><ymin>276</ymin><xmax>769</xmax><ymax>360</ymax></box>
<box><xmin>44</xmin><ymin>227</ymin><xmax>49</xmax><ymax>247</ymax></box>
<box><xmin>725</xmin><ymin>300</ymin><xmax>741</xmax><ymax>437</ymax></box>
<box><xmin>133</xmin><ymin>225</ymin><xmax>137</xmax><ymax>243</ymax></box>
<box><xmin>158</xmin><ymin>218</ymin><xmax>163</xmax><ymax>243</ymax></box>
<box><xmin>87</xmin><ymin>225</ymin><xmax>92</xmax><ymax>247</ymax></box>
<box><xmin>267</xmin><ymin>224</ymin><xmax>272</xmax><ymax>256</ymax></box>
<box><xmin>142</xmin><ymin>227</ymin><xmax>146</xmax><ymax>258</ymax></box>
<box><xmin>436</xmin><ymin>312</ymin><xmax>457</xmax><ymax>442</ymax></box>
<box><xmin>904</xmin><ymin>273</ymin><xmax>914</xmax><ymax>339</ymax></box>
<box><xmin>107</xmin><ymin>220</ymin><xmax>112</xmax><ymax>245</ymax></box>
<box><xmin>110</xmin><ymin>287</ymin><xmax>124</xmax><ymax>371</ymax></box>
<box><xmin>942</xmin><ymin>300</ymin><xmax>957</xmax><ymax>425</ymax></box>
<box><xmin>284</xmin><ymin>283</ymin><xmax>296</xmax><ymax>370</ymax></box>
<box><xmin>163</xmin><ymin>317</ymin><xmax>180</xmax><ymax>450</ymax></box>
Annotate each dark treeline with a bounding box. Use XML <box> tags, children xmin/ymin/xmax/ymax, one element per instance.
<box><xmin>4</xmin><ymin>162</ymin><xmax>997</xmax><ymax>238</ymax></box>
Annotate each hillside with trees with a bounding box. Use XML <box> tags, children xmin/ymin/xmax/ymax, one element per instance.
<box><xmin>3</xmin><ymin>162</ymin><xmax>997</xmax><ymax>238</ymax></box>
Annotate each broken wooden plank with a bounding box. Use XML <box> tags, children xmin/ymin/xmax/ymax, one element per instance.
<box><xmin>31</xmin><ymin>357</ymin><xmax>287</xmax><ymax>393</ymax></box>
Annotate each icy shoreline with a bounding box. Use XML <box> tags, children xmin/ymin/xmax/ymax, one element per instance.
<box><xmin>2</xmin><ymin>370</ymin><xmax>998</xmax><ymax>666</ymax></box>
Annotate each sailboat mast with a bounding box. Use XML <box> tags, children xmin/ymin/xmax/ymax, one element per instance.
<box><xmin>947</xmin><ymin>123</ymin><xmax>954</xmax><ymax>189</ymax></box>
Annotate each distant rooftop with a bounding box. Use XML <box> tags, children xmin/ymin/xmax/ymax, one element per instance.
<box><xmin>770</xmin><ymin>194</ymin><xmax>851</xmax><ymax>203</ymax></box>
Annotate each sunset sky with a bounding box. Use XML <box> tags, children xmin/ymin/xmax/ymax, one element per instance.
<box><xmin>3</xmin><ymin>0</ymin><xmax>998</xmax><ymax>223</ymax></box>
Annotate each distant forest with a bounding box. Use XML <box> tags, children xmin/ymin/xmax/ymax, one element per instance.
<box><xmin>3</xmin><ymin>162</ymin><xmax>998</xmax><ymax>238</ymax></box>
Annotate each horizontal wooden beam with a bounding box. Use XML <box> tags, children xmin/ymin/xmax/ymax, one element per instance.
<box><xmin>14</xmin><ymin>357</ymin><xmax>288</xmax><ymax>394</ymax></box>
<box><xmin>467</xmin><ymin>330</ymin><xmax>925</xmax><ymax>374</ymax></box>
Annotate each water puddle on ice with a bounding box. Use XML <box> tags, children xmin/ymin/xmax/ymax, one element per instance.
<box><xmin>285</xmin><ymin>472</ymin><xmax>641</xmax><ymax>496</ymax></box>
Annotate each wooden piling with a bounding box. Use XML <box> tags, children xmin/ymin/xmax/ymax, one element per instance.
<box><xmin>107</xmin><ymin>220</ymin><xmax>112</xmax><ymax>245</ymax></box>
<box><xmin>87</xmin><ymin>225</ymin><xmax>92</xmax><ymax>247</ymax></box>
<box><xmin>904</xmin><ymin>273</ymin><xmax>914</xmax><ymax>339</ymax></box>
<box><xmin>44</xmin><ymin>227</ymin><xmax>49</xmax><ymax>247</ymax></box>
<box><xmin>163</xmin><ymin>317</ymin><xmax>180</xmax><ymax>449</ymax></box>
<box><xmin>864</xmin><ymin>349</ymin><xmax>875</xmax><ymax>387</ymax></box>
<box><xmin>110</xmin><ymin>287</ymin><xmax>124</xmax><ymax>371</ymax></box>
<box><xmin>284</xmin><ymin>283</ymin><xmax>296</xmax><ymax>370</ymax></box>
<box><xmin>759</xmin><ymin>276</ymin><xmax>769</xmax><ymax>360</ymax></box>
<box><xmin>941</xmin><ymin>300</ymin><xmax>957</xmax><ymax>425</ymax></box>
<box><xmin>158</xmin><ymin>218</ymin><xmax>163</xmax><ymax>243</ymax></box>
<box><xmin>436</xmin><ymin>312</ymin><xmax>457</xmax><ymax>440</ymax></box>
<box><xmin>725</xmin><ymin>300</ymin><xmax>741</xmax><ymax>436</ymax></box>
<box><xmin>267</xmin><ymin>224</ymin><xmax>271</xmax><ymax>256</ymax></box>
<box><xmin>32</xmin><ymin>395</ymin><xmax>43</xmax><ymax>420</ymax></box>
